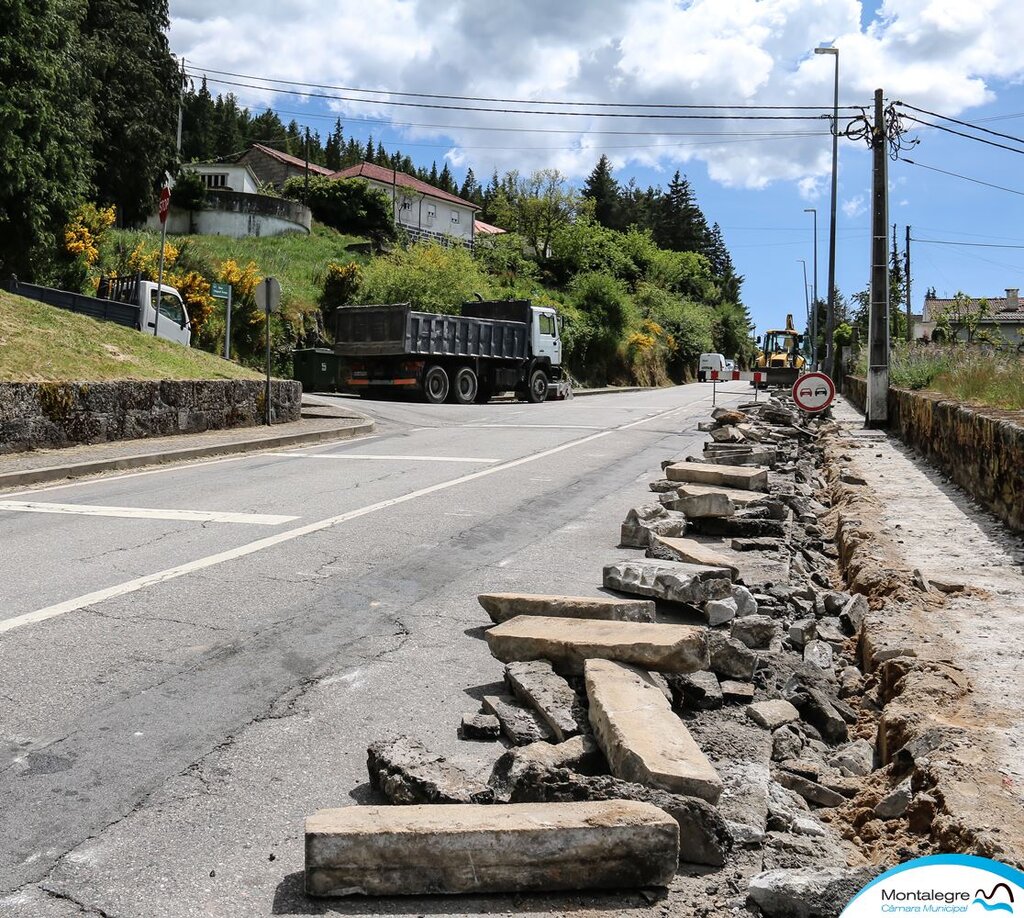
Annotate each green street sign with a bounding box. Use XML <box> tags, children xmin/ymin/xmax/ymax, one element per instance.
<box><xmin>211</xmin><ymin>282</ymin><xmax>231</xmax><ymax>300</ymax></box>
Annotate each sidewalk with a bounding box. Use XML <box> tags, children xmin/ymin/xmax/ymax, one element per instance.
<box><xmin>0</xmin><ymin>403</ymin><xmax>374</xmax><ymax>491</ymax></box>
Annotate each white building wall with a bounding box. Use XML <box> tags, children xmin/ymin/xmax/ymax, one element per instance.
<box><xmin>185</xmin><ymin>164</ymin><xmax>260</xmax><ymax>194</ymax></box>
<box><xmin>361</xmin><ymin>179</ymin><xmax>475</xmax><ymax>242</ymax></box>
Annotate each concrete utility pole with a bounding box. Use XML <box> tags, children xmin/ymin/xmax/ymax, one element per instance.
<box><xmin>176</xmin><ymin>58</ymin><xmax>185</xmax><ymax>155</ymax></box>
<box><xmin>866</xmin><ymin>89</ymin><xmax>890</xmax><ymax>427</ymax></box>
<box><xmin>815</xmin><ymin>45</ymin><xmax>840</xmax><ymax>381</ymax></box>
<box><xmin>905</xmin><ymin>225</ymin><xmax>912</xmax><ymax>343</ymax></box>
<box><xmin>804</xmin><ymin>208</ymin><xmax>818</xmax><ymax>367</ymax></box>
<box><xmin>798</xmin><ymin>259</ymin><xmax>811</xmax><ymax>359</ymax></box>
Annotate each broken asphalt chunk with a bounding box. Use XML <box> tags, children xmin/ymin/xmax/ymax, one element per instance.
<box><xmin>477</xmin><ymin>592</ymin><xmax>655</xmax><ymax>624</ymax></box>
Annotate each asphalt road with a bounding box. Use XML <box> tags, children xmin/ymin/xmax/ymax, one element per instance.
<box><xmin>0</xmin><ymin>383</ymin><xmax>749</xmax><ymax>917</ymax></box>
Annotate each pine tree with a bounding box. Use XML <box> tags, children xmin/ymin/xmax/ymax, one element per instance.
<box><xmin>654</xmin><ymin>171</ymin><xmax>710</xmax><ymax>254</ymax></box>
<box><xmin>460</xmin><ymin>168</ymin><xmax>479</xmax><ymax>202</ymax></box>
<box><xmin>438</xmin><ymin>162</ymin><xmax>454</xmax><ymax>193</ymax></box>
<box><xmin>212</xmin><ymin>94</ymin><xmax>245</xmax><ymax>158</ymax></box>
<box><xmin>363</xmin><ymin>135</ymin><xmax>375</xmax><ymax>163</ymax></box>
<box><xmin>429</xmin><ymin>161</ymin><xmax>439</xmax><ymax>187</ymax></box>
<box><xmin>582</xmin><ymin>155</ymin><xmax>620</xmax><ymax>229</ymax></box>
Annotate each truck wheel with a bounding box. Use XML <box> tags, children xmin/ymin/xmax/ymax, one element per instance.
<box><xmin>450</xmin><ymin>367</ymin><xmax>478</xmax><ymax>405</ymax></box>
<box><xmin>527</xmin><ymin>368</ymin><xmax>549</xmax><ymax>403</ymax></box>
<box><xmin>423</xmin><ymin>364</ymin><xmax>449</xmax><ymax>404</ymax></box>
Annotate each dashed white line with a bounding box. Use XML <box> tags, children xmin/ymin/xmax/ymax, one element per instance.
<box><xmin>264</xmin><ymin>453</ymin><xmax>498</xmax><ymax>464</ymax></box>
<box><xmin>0</xmin><ymin>501</ymin><xmax>297</xmax><ymax>526</ymax></box>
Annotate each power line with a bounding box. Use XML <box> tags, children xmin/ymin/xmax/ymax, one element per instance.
<box><xmin>901</xmin><ymin>158</ymin><xmax>1024</xmax><ymax>198</ymax></box>
<box><xmin>901</xmin><ymin>115</ymin><xmax>1024</xmax><ymax>156</ymax></box>
<box><xmin>911</xmin><ymin>238</ymin><xmax>1024</xmax><ymax>249</ymax></box>
<box><xmin>190</xmin><ymin>64</ymin><xmax>859</xmax><ymax>112</ymax></box>
<box><xmin>192</xmin><ymin>74</ymin><xmax>833</xmax><ymax>121</ymax></box>
<box><xmin>895</xmin><ymin>101</ymin><xmax>1024</xmax><ymax>146</ymax></box>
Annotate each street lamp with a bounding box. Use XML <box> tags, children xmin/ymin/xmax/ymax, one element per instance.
<box><xmin>804</xmin><ymin>207</ymin><xmax>818</xmax><ymax>368</ymax></box>
<box><xmin>815</xmin><ymin>44</ymin><xmax>839</xmax><ymax>378</ymax></box>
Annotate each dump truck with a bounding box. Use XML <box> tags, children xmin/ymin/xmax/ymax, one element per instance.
<box><xmin>753</xmin><ymin>314</ymin><xmax>805</xmax><ymax>387</ymax></box>
<box><xmin>333</xmin><ymin>299</ymin><xmax>567</xmax><ymax>404</ymax></box>
<box><xmin>4</xmin><ymin>274</ymin><xmax>191</xmax><ymax>346</ymax></box>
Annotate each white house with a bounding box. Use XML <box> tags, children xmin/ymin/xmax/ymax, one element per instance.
<box><xmin>183</xmin><ymin>163</ymin><xmax>261</xmax><ymax>195</ymax></box>
<box><xmin>331</xmin><ymin>162</ymin><xmax>480</xmax><ymax>246</ymax></box>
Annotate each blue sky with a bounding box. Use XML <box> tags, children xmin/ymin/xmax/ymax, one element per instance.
<box><xmin>168</xmin><ymin>0</ymin><xmax>1024</xmax><ymax>335</ymax></box>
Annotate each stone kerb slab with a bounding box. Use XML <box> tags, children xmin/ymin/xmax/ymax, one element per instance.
<box><xmin>305</xmin><ymin>801</ymin><xmax>680</xmax><ymax>896</ymax></box>
<box><xmin>486</xmin><ymin>615</ymin><xmax>708</xmax><ymax>674</ymax></box>
<box><xmin>477</xmin><ymin>593</ymin><xmax>655</xmax><ymax>624</ymax></box>
<box><xmin>665</xmin><ymin>461</ymin><xmax>768</xmax><ymax>492</ymax></box>
<box><xmin>585</xmin><ymin>660</ymin><xmax>724</xmax><ymax>803</ymax></box>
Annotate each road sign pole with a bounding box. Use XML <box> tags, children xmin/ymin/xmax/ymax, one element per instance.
<box><xmin>264</xmin><ymin>278</ymin><xmax>272</xmax><ymax>426</ymax></box>
<box><xmin>154</xmin><ymin>185</ymin><xmax>170</xmax><ymax>339</ymax></box>
<box><xmin>224</xmin><ymin>286</ymin><xmax>232</xmax><ymax>359</ymax></box>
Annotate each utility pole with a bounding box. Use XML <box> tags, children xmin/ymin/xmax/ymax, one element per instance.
<box><xmin>866</xmin><ymin>89</ymin><xmax>890</xmax><ymax>428</ymax></box>
<box><xmin>798</xmin><ymin>259</ymin><xmax>811</xmax><ymax>360</ymax></box>
<box><xmin>304</xmin><ymin>126</ymin><xmax>310</xmax><ymax>200</ymax></box>
<box><xmin>905</xmin><ymin>225</ymin><xmax>912</xmax><ymax>343</ymax></box>
<box><xmin>176</xmin><ymin>57</ymin><xmax>185</xmax><ymax>156</ymax></box>
<box><xmin>804</xmin><ymin>208</ymin><xmax>818</xmax><ymax>368</ymax></box>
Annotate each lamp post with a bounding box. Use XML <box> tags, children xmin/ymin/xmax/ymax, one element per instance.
<box><xmin>815</xmin><ymin>44</ymin><xmax>839</xmax><ymax>379</ymax></box>
<box><xmin>803</xmin><ymin>207</ymin><xmax>818</xmax><ymax>368</ymax></box>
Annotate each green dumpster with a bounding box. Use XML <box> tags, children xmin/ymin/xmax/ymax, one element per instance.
<box><xmin>292</xmin><ymin>348</ymin><xmax>340</xmax><ymax>392</ymax></box>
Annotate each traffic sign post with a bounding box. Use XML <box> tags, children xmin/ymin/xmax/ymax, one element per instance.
<box><xmin>154</xmin><ymin>186</ymin><xmax>171</xmax><ymax>338</ymax></box>
<box><xmin>210</xmin><ymin>282</ymin><xmax>233</xmax><ymax>359</ymax></box>
<box><xmin>255</xmin><ymin>277</ymin><xmax>282</xmax><ymax>425</ymax></box>
<box><xmin>792</xmin><ymin>371</ymin><xmax>836</xmax><ymax>413</ymax></box>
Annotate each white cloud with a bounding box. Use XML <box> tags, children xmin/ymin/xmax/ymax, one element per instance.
<box><xmin>168</xmin><ymin>0</ymin><xmax>1024</xmax><ymax>190</ymax></box>
<box><xmin>843</xmin><ymin>194</ymin><xmax>867</xmax><ymax>217</ymax></box>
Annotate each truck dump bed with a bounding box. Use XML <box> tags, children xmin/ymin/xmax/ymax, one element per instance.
<box><xmin>4</xmin><ymin>278</ymin><xmax>139</xmax><ymax>329</ymax></box>
<box><xmin>334</xmin><ymin>304</ymin><xmax>528</xmax><ymax>360</ymax></box>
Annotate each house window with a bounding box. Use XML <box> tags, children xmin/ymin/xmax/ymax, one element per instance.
<box><xmin>203</xmin><ymin>173</ymin><xmax>228</xmax><ymax>189</ymax></box>
<box><xmin>400</xmin><ymin>197</ymin><xmax>412</xmax><ymax>211</ymax></box>
<box><xmin>450</xmin><ymin>210</ymin><xmax>460</xmax><ymax>225</ymax></box>
<box><xmin>426</xmin><ymin>204</ymin><xmax>436</xmax><ymax>223</ymax></box>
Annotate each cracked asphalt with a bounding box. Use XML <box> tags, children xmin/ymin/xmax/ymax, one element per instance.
<box><xmin>0</xmin><ymin>384</ymin><xmax>747</xmax><ymax>917</ymax></box>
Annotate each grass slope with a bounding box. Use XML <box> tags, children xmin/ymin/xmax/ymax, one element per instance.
<box><xmin>163</xmin><ymin>223</ymin><xmax>370</xmax><ymax>310</ymax></box>
<box><xmin>0</xmin><ymin>291</ymin><xmax>261</xmax><ymax>382</ymax></box>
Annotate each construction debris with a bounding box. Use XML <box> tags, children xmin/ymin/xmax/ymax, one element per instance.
<box><xmin>477</xmin><ymin>592</ymin><xmax>656</xmax><ymax>624</ymax></box>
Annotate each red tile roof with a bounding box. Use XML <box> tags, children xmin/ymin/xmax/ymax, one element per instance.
<box><xmin>246</xmin><ymin>143</ymin><xmax>334</xmax><ymax>176</ymax></box>
<box><xmin>474</xmin><ymin>219</ymin><xmax>506</xmax><ymax>235</ymax></box>
<box><xmin>924</xmin><ymin>295</ymin><xmax>1024</xmax><ymax>323</ymax></box>
<box><xmin>331</xmin><ymin>162</ymin><xmax>480</xmax><ymax>210</ymax></box>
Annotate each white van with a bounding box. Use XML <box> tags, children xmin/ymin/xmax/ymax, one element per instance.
<box><xmin>698</xmin><ymin>352</ymin><xmax>727</xmax><ymax>382</ymax></box>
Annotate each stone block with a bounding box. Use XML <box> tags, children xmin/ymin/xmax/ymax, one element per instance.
<box><xmin>367</xmin><ymin>736</ymin><xmax>494</xmax><ymax>805</ymax></box>
<box><xmin>646</xmin><ymin>535</ymin><xmax>739</xmax><ymax>580</ymax></box>
<box><xmin>489</xmin><ymin>735</ymin><xmax>605</xmax><ymax>800</ymax></box>
<box><xmin>504</xmin><ymin>660</ymin><xmax>587</xmax><ymax>742</ymax></box>
<box><xmin>666</xmin><ymin>461</ymin><xmax>768</xmax><ymax>491</ymax></box>
<box><xmin>803</xmin><ymin>640</ymin><xmax>834</xmax><ymax>670</ymax></box>
<box><xmin>585</xmin><ymin>659</ymin><xmax>723</xmax><ymax>803</ymax></box>
<box><xmin>674</xmin><ymin>492</ymin><xmax>735</xmax><ymax>518</ymax></box>
<box><xmin>509</xmin><ymin>765</ymin><xmax>732</xmax><ymax>867</ymax></box>
<box><xmin>477</xmin><ymin>593</ymin><xmax>655</xmax><ymax>625</ymax></box>
<box><xmin>305</xmin><ymin>801</ymin><xmax>680</xmax><ymax>896</ymax></box>
<box><xmin>666</xmin><ymin>671</ymin><xmax>723</xmax><ymax>711</ymax></box>
<box><xmin>747</xmin><ymin>700</ymin><xmax>800</xmax><ymax>731</ymax></box>
<box><xmin>731</xmin><ymin>614</ymin><xmax>776</xmax><ymax>649</ymax></box>
<box><xmin>748</xmin><ymin>867</ymin><xmax>878</xmax><ymax>918</ymax></box>
<box><xmin>775</xmin><ymin>769</ymin><xmax>846</xmax><ymax>808</ymax></box>
<box><xmin>704</xmin><ymin>597</ymin><xmax>738</xmax><ymax>626</ymax></box>
<box><xmin>603</xmin><ymin>558</ymin><xmax>731</xmax><ymax>606</ymax></box>
<box><xmin>789</xmin><ymin>618</ymin><xmax>816</xmax><ymax>649</ymax></box>
<box><xmin>675</xmin><ymin>482</ymin><xmax>765</xmax><ymax>506</ymax></box>
<box><xmin>486</xmin><ymin>615</ymin><xmax>708</xmax><ymax>675</ymax></box>
<box><xmin>459</xmin><ymin>713</ymin><xmax>500</xmax><ymax>741</ymax></box>
<box><xmin>721</xmin><ymin>680</ymin><xmax>756</xmax><ymax>703</ymax></box>
<box><xmin>711</xmin><ymin>407</ymin><xmax>749</xmax><ymax>424</ymax></box>
<box><xmin>482</xmin><ymin>695</ymin><xmax>554</xmax><ymax>746</ymax></box>
<box><xmin>708</xmin><ymin>632</ymin><xmax>759</xmax><ymax>681</ymax></box>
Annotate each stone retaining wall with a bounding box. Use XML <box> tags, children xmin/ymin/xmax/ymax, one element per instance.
<box><xmin>0</xmin><ymin>380</ymin><xmax>302</xmax><ymax>454</ymax></box>
<box><xmin>844</xmin><ymin>375</ymin><xmax>1024</xmax><ymax>532</ymax></box>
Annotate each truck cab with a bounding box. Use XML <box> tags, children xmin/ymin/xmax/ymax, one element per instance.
<box><xmin>99</xmin><ymin>275</ymin><xmax>191</xmax><ymax>346</ymax></box>
<box><xmin>531</xmin><ymin>307</ymin><xmax>561</xmax><ymax>369</ymax></box>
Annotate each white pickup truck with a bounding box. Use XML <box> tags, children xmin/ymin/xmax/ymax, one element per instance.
<box><xmin>5</xmin><ymin>274</ymin><xmax>191</xmax><ymax>346</ymax></box>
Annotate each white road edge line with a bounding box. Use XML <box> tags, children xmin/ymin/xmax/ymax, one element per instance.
<box><xmin>0</xmin><ymin>401</ymin><xmax>692</xmax><ymax>636</ymax></box>
<box><xmin>461</xmin><ymin>424</ymin><xmax>605</xmax><ymax>430</ymax></box>
<box><xmin>264</xmin><ymin>453</ymin><xmax>498</xmax><ymax>464</ymax></box>
<box><xmin>0</xmin><ymin>502</ymin><xmax>298</xmax><ymax>526</ymax></box>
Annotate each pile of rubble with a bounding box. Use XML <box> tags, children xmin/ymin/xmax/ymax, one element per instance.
<box><xmin>303</xmin><ymin>396</ymin><xmax>929</xmax><ymax>912</ymax></box>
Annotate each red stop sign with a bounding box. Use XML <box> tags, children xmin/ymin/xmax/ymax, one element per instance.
<box><xmin>158</xmin><ymin>186</ymin><xmax>171</xmax><ymax>224</ymax></box>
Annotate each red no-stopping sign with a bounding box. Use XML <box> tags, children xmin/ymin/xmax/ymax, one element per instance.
<box><xmin>792</xmin><ymin>372</ymin><xmax>835</xmax><ymax>412</ymax></box>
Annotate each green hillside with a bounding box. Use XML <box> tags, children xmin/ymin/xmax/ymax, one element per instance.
<box><xmin>0</xmin><ymin>291</ymin><xmax>261</xmax><ymax>382</ymax></box>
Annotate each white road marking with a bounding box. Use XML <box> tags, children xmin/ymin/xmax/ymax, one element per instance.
<box><xmin>462</xmin><ymin>424</ymin><xmax>605</xmax><ymax>430</ymax></box>
<box><xmin>0</xmin><ymin>501</ymin><xmax>297</xmax><ymax>526</ymax></box>
<box><xmin>0</xmin><ymin>400</ymin><xmax>695</xmax><ymax>636</ymax></box>
<box><xmin>264</xmin><ymin>453</ymin><xmax>498</xmax><ymax>464</ymax></box>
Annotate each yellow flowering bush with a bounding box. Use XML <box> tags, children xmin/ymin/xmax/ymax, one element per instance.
<box><xmin>64</xmin><ymin>204</ymin><xmax>116</xmax><ymax>267</ymax></box>
<box><xmin>125</xmin><ymin>238</ymin><xmax>179</xmax><ymax>278</ymax></box>
<box><xmin>166</xmin><ymin>269</ymin><xmax>215</xmax><ymax>339</ymax></box>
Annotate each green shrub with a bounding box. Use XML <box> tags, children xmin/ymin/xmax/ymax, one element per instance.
<box><xmin>356</xmin><ymin>242</ymin><xmax>493</xmax><ymax>313</ymax></box>
<box><xmin>282</xmin><ymin>176</ymin><xmax>394</xmax><ymax>243</ymax></box>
